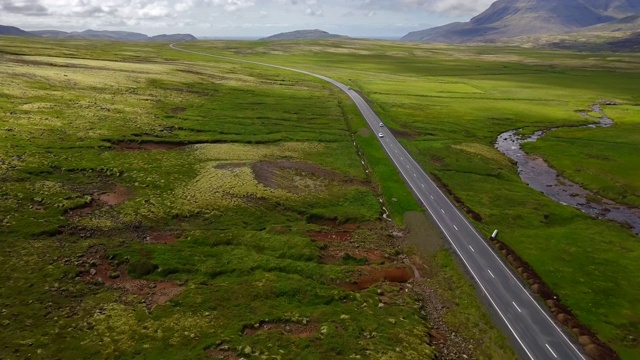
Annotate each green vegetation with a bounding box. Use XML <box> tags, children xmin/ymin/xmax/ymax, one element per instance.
<box><xmin>1</xmin><ymin>37</ymin><xmax>443</xmax><ymax>359</ymax></box>
<box><xmin>525</xmin><ymin>105</ymin><xmax>640</xmax><ymax>206</ymax></box>
<box><xmin>177</xmin><ymin>39</ymin><xmax>640</xmax><ymax>358</ymax></box>
<box><xmin>3</xmin><ymin>34</ymin><xmax>639</xmax><ymax>359</ymax></box>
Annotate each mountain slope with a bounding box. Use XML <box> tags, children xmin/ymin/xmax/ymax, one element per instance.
<box><xmin>149</xmin><ymin>34</ymin><xmax>197</xmax><ymax>42</ymax></box>
<box><xmin>260</xmin><ymin>29</ymin><xmax>348</xmax><ymax>41</ymax></box>
<box><xmin>25</xmin><ymin>29</ymin><xmax>197</xmax><ymax>41</ymax></box>
<box><xmin>0</xmin><ymin>25</ymin><xmax>38</xmax><ymax>37</ymax></box>
<box><xmin>402</xmin><ymin>0</ymin><xmax>640</xmax><ymax>43</ymax></box>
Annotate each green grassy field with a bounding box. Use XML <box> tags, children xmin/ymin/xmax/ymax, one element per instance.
<box><xmin>0</xmin><ymin>36</ymin><xmax>519</xmax><ymax>359</ymax></box>
<box><xmin>175</xmin><ymin>39</ymin><xmax>640</xmax><ymax>358</ymax></box>
<box><xmin>525</xmin><ymin>105</ymin><xmax>640</xmax><ymax>206</ymax></box>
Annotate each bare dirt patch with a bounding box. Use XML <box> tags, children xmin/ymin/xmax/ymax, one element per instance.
<box><xmin>145</xmin><ymin>232</ymin><xmax>177</xmax><ymax>244</ymax></box>
<box><xmin>206</xmin><ymin>347</ymin><xmax>239</xmax><ymax>360</ymax></box>
<box><xmin>340</xmin><ymin>265</ymin><xmax>414</xmax><ymax>291</ymax></box>
<box><xmin>65</xmin><ymin>185</ymin><xmax>134</xmax><ymax>224</ymax></box>
<box><xmin>309</xmin><ymin>231</ymin><xmax>352</xmax><ymax>242</ymax></box>
<box><xmin>252</xmin><ymin>160</ymin><xmax>366</xmax><ymax>194</ymax></box>
<box><xmin>170</xmin><ymin>107</ymin><xmax>186</xmax><ymax>115</ymax></box>
<box><xmin>77</xmin><ymin>246</ymin><xmax>183</xmax><ymax>308</ymax></box>
<box><xmin>98</xmin><ymin>185</ymin><xmax>134</xmax><ymax>206</ymax></box>
<box><xmin>114</xmin><ymin>141</ymin><xmax>185</xmax><ymax>151</ymax></box>
<box><xmin>389</xmin><ymin>127</ymin><xmax>419</xmax><ymax>140</ymax></box>
<box><xmin>242</xmin><ymin>322</ymin><xmax>318</xmax><ymax>338</ymax></box>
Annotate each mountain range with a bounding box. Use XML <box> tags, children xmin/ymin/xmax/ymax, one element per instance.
<box><xmin>260</xmin><ymin>29</ymin><xmax>348</xmax><ymax>41</ymax></box>
<box><xmin>402</xmin><ymin>0</ymin><xmax>640</xmax><ymax>44</ymax></box>
<box><xmin>0</xmin><ymin>27</ymin><xmax>196</xmax><ymax>41</ymax></box>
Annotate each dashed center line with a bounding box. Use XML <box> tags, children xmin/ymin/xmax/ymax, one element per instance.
<box><xmin>546</xmin><ymin>344</ymin><xmax>558</xmax><ymax>358</ymax></box>
<box><xmin>488</xmin><ymin>270</ymin><xmax>495</xmax><ymax>278</ymax></box>
<box><xmin>453</xmin><ymin>225</ymin><xmax>458</xmax><ymax>230</ymax></box>
<box><xmin>513</xmin><ymin>302</ymin><xmax>522</xmax><ymax>313</ymax></box>
<box><xmin>441</xmin><ymin>209</ymin><xmax>445</xmax><ymax>214</ymax></box>
<box><xmin>430</xmin><ymin>195</ymin><xmax>434</xmax><ymax>199</ymax></box>
<box><xmin>469</xmin><ymin>245</ymin><xmax>475</xmax><ymax>252</ymax></box>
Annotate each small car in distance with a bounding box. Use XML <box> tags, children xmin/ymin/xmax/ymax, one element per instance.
<box><xmin>379</xmin><ymin>123</ymin><xmax>384</xmax><ymax>127</ymax></box>
<box><xmin>378</xmin><ymin>133</ymin><xmax>384</xmax><ymax>138</ymax></box>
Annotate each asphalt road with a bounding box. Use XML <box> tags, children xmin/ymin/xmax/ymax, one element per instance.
<box><xmin>170</xmin><ymin>43</ymin><xmax>586</xmax><ymax>360</ymax></box>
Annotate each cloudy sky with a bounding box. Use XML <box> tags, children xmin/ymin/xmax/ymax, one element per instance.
<box><xmin>0</xmin><ymin>0</ymin><xmax>496</xmax><ymax>38</ymax></box>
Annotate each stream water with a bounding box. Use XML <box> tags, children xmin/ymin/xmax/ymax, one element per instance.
<box><xmin>495</xmin><ymin>105</ymin><xmax>640</xmax><ymax>236</ymax></box>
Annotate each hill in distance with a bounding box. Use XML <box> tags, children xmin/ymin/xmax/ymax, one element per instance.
<box><xmin>0</xmin><ymin>24</ymin><xmax>38</xmax><ymax>37</ymax></box>
<box><xmin>260</xmin><ymin>29</ymin><xmax>348</xmax><ymax>41</ymax></box>
<box><xmin>31</xmin><ymin>29</ymin><xmax>197</xmax><ymax>41</ymax></box>
<box><xmin>2</xmin><ymin>25</ymin><xmax>196</xmax><ymax>41</ymax></box>
<box><xmin>402</xmin><ymin>0</ymin><xmax>640</xmax><ymax>44</ymax></box>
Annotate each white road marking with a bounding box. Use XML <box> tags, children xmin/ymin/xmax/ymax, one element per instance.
<box><xmin>421</xmin><ymin>184</ymin><xmax>425</xmax><ymax>188</ymax></box>
<box><xmin>441</xmin><ymin>209</ymin><xmax>445</xmax><ymax>214</ymax></box>
<box><xmin>430</xmin><ymin>195</ymin><xmax>434</xmax><ymax>199</ymax></box>
<box><xmin>414</xmin><ymin>173</ymin><xmax>417</xmax><ymax>177</ymax></box>
<box><xmin>453</xmin><ymin>225</ymin><xmax>458</xmax><ymax>230</ymax></box>
<box><xmin>469</xmin><ymin>245</ymin><xmax>475</xmax><ymax>252</ymax></box>
<box><xmin>513</xmin><ymin>302</ymin><xmax>522</xmax><ymax>313</ymax></box>
<box><xmin>546</xmin><ymin>344</ymin><xmax>558</xmax><ymax>358</ymax></box>
<box><xmin>488</xmin><ymin>270</ymin><xmax>495</xmax><ymax>278</ymax></box>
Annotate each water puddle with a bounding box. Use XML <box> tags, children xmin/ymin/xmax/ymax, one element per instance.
<box><xmin>495</xmin><ymin>104</ymin><xmax>640</xmax><ymax>236</ymax></box>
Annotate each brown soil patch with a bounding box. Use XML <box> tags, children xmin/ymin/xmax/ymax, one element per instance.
<box><xmin>341</xmin><ymin>266</ymin><xmax>413</xmax><ymax>291</ymax></box>
<box><xmin>170</xmin><ymin>107</ymin><xmax>186</xmax><ymax>115</ymax></box>
<box><xmin>340</xmin><ymin>223</ymin><xmax>358</xmax><ymax>231</ymax></box>
<box><xmin>430</xmin><ymin>155</ymin><xmax>446</xmax><ymax>167</ymax></box>
<box><xmin>98</xmin><ymin>185</ymin><xmax>133</xmax><ymax>206</ymax></box>
<box><xmin>252</xmin><ymin>160</ymin><xmax>366</xmax><ymax>194</ymax></box>
<box><xmin>242</xmin><ymin>322</ymin><xmax>318</xmax><ymax>338</ymax></box>
<box><xmin>78</xmin><ymin>246</ymin><xmax>183</xmax><ymax>308</ymax></box>
<box><xmin>145</xmin><ymin>232</ymin><xmax>177</xmax><ymax>244</ymax></box>
<box><xmin>309</xmin><ymin>231</ymin><xmax>352</xmax><ymax>242</ymax></box>
<box><xmin>489</xmin><ymin>237</ymin><xmax>619</xmax><ymax>360</ymax></box>
<box><xmin>389</xmin><ymin>127</ymin><xmax>419</xmax><ymax>140</ymax></box>
<box><xmin>206</xmin><ymin>347</ymin><xmax>238</xmax><ymax>360</ymax></box>
<box><xmin>114</xmin><ymin>141</ymin><xmax>184</xmax><ymax>151</ymax></box>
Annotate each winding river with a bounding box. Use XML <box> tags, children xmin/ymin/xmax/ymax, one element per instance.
<box><xmin>495</xmin><ymin>104</ymin><xmax>640</xmax><ymax>236</ymax></box>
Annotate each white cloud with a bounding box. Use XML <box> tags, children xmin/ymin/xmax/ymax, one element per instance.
<box><xmin>0</xmin><ymin>0</ymin><xmax>496</xmax><ymax>37</ymax></box>
<box><xmin>209</xmin><ymin>0</ymin><xmax>255</xmax><ymax>12</ymax></box>
<box><xmin>360</xmin><ymin>0</ymin><xmax>495</xmax><ymax>17</ymax></box>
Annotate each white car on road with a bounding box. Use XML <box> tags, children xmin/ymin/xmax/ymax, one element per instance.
<box><xmin>378</xmin><ymin>133</ymin><xmax>384</xmax><ymax>138</ymax></box>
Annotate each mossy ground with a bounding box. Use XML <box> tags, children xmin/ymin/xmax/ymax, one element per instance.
<box><xmin>176</xmin><ymin>39</ymin><xmax>640</xmax><ymax>358</ymax></box>
<box><xmin>0</xmin><ymin>37</ymin><xmax>440</xmax><ymax>359</ymax></box>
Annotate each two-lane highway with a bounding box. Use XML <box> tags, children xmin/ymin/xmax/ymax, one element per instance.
<box><xmin>170</xmin><ymin>43</ymin><xmax>586</xmax><ymax>360</ymax></box>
